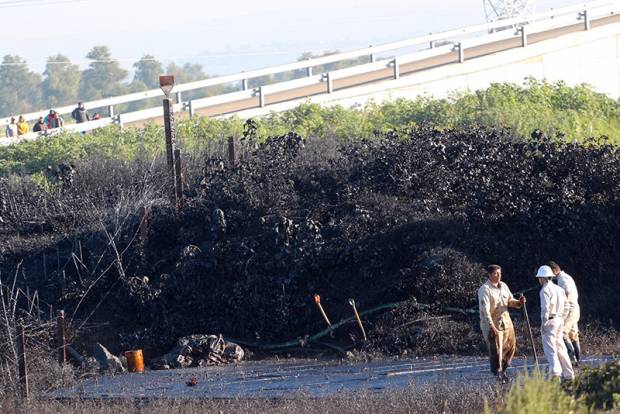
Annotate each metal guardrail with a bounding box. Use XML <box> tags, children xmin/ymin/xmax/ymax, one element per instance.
<box><xmin>1</xmin><ymin>0</ymin><xmax>619</xmax><ymax>147</ymax></box>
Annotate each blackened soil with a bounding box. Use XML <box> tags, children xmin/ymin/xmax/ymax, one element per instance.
<box><xmin>1</xmin><ymin>126</ymin><xmax>618</xmax><ymax>358</ymax></box>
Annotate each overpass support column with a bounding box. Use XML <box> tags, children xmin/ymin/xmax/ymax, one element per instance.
<box><xmin>307</xmin><ymin>66</ymin><xmax>313</xmax><ymax>77</ymax></box>
<box><xmin>175</xmin><ymin>91</ymin><xmax>182</xmax><ymax>104</ymax></box>
<box><xmin>457</xmin><ymin>43</ymin><xmax>465</xmax><ymax>63</ymax></box>
<box><xmin>242</xmin><ymin>79</ymin><xmax>248</xmax><ymax>90</ymax></box>
<box><xmin>108</xmin><ymin>105</ymin><xmax>114</xmax><ymax>118</ymax></box>
<box><xmin>520</xmin><ymin>26</ymin><xmax>527</xmax><ymax>47</ymax></box>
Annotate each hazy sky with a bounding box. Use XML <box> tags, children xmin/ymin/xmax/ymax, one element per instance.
<box><xmin>0</xmin><ymin>0</ymin><xmax>583</xmax><ymax>76</ymax></box>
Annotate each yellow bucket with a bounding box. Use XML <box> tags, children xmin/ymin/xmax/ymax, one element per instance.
<box><xmin>124</xmin><ymin>349</ymin><xmax>145</xmax><ymax>373</ymax></box>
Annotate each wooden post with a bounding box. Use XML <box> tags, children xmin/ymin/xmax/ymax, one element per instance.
<box><xmin>227</xmin><ymin>136</ymin><xmax>235</xmax><ymax>169</ymax></box>
<box><xmin>174</xmin><ymin>148</ymin><xmax>184</xmax><ymax>210</ymax></box>
<box><xmin>163</xmin><ymin>98</ymin><xmax>177</xmax><ymax>204</ymax></box>
<box><xmin>17</xmin><ymin>325</ymin><xmax>29</xmax><ymax>399</ymax></box>
<box><xmin>57</xmin><ymin>310</ymin><xmax>67</xmax><ymax>364</ymax></box>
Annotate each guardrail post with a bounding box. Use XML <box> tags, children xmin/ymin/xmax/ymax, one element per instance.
<box><xmin>392</xmin><ymin>58</ymin><xmax>400</xmax><ymax>80</ymax></box>
<box><xmin>107</xmin><ymin>105</ymin><xmax>114</xmax><ymax>118</ymax></box>
<box><xmin>175</xmin><ymin>91</ymin><xmax>182</xmax><ymax>104</ymax></box>
<box><xmin>259</xmin><ymin>87</ymin><xmax>266</xmax><ymax>108</ymax></box>
<box><xmin>520</xmin><ymin>26</ymin><xmax>528</xmax><ymax>47</ymax></box>
<box><xmin>457</xmin><ymin>43</ymin><xmax>465</xmax><ymax>63</ymax></box>
<box><xmin>242</xmin><ymin>79</ymin><xmax>248</xmax><ymax>91</ymax></box>
<box><xmin>188</xmin><ymin>100</ymin><xmax>195</xmax><ymax>118</ymax></box>
<box><xmin>326</xmin><ymin>73</ymin><xmax>334</xmax><ymax>93</ymax></box>
<box><xmin>582</xmin><ymin>9</ymin><xmax>590</xmax><ymax>30</ymax></box>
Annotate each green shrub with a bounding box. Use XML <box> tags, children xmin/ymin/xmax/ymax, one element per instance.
<box><xmin>489</xmin><ymin>370</ymin><xmax>586</xmax><ymax>414</ymax></box>
<box><xmin>2</xmin><ymin>79</ymin><xmax>619</xmax><ymax>176</ymax></box>
<box><xmin>566</xmin><ymin>361</ymin><xmax>620</xmax><ymax>411</ymax></box>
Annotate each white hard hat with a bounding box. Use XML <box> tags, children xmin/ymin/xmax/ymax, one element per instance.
<box><xmin>536</xmin><ymin>265</ymin><xmax>554</xmax><ymax>278</ymax></box>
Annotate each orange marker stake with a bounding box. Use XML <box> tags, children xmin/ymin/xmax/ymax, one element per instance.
<box><xmin>348</xmin><ymin>298</ymin><xmax>367</xmax><ymax>341</ymax></box>
<box><xmin>313</xmin><ymin>294</ymin><xmax>333</xmax><ymax>330</ymax></box>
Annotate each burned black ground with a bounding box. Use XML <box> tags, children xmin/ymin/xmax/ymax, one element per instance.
<box><xmin>0</xmin><ymin>126</ymin><xmax>618</xmax><ymax>360</ymax></box>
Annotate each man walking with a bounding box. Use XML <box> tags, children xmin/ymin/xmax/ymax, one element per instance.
<box><xmin>536</xmin><ymin>265</ymin><xmax>575</xmax><ymax>381</ymax></box>
<box><xmin>478</xmin><ymin>264</ymin><xmax>525</xmax><ymax>383</ymax></box>
<box><xmin>71</xmin><ymin>102</ymin><xmax>90</xmax><ymax>123</ymax></box>
<box><xmin>548</xmin><ymin>261</ymin><xmax>581</xmax><ymax>366</ymax></box>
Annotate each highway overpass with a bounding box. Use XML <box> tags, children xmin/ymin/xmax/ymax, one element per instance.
<box><xmin>2</xmin><ymin>0</ymin><xmax>620</xmax><ymax>145</ymax></box>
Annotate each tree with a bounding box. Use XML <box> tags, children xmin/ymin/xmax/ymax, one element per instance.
<box><xmin>0</xmin><ymin>55</ymin><xmax>42</xmax><ymax>117</ymax></box>
<box><xmin>42</xmin><ymin>54</ymin><xmax>80</xmax><ymax>108</ymax></box>
<box><xmin>165</xmin><ymin>62</ymin><xmax>208</xmax><ymax>100</ymax></box>
<box><xmin>133</xmin><ymin>54</ymin><xmax>163</xmax><ymax>89</ymax></box>
<box><xmin>79</xmin><ymin>46</ymin><xmax>128</xmax><ymax>101</ymax></box>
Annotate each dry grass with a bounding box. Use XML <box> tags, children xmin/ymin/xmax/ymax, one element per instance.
<box><xmin>0</xmin><ymin>381</ymin><xmax>499</xmax><ymax>414</ymax></box>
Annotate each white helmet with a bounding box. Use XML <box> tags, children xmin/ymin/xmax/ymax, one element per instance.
<box><xmin>536</xmin><ymin>265</ymin><xmax>554</xmax><ymax>278</ymax></box>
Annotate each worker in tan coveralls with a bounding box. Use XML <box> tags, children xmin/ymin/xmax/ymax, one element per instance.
<box><xmin>478</xmin><ymin>264</ymin><xmax>526</xmax><ymax>383</ymax></box>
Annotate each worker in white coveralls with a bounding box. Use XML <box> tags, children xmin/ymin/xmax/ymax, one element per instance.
<box><xmin>478</xmin><ymin>264</ymin><xmax>526</xmax><ymax>383</ymax></box>
<box><xmin>548</xmin><ymin>261</ymin><xmax>581</xmax><ymax>366</ymax></box>
<box><xmin>536</xmin><ymin>265</ymin><xmax>575</xmax><ymax>381</ymax></box>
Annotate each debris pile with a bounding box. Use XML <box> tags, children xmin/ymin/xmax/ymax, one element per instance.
<box><xmin>150</xmin><ymin>335</ymin><xmax>244</xmax><ymax>369</ymax></box>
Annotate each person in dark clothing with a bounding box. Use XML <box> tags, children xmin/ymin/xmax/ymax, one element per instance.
<box><xmin>71</xmin><ymin>102</ymin><xmax>90</xmax><ymax>123</ymax></box>
<box><xmin>45</xmin><ymin>110</ymin><xmax>64</xmax><ymax>129</ymax></box>
<box><xmin>33</xmin><ymin>117</ymin><xmax>48</xmax><ymax>133</ymax></box>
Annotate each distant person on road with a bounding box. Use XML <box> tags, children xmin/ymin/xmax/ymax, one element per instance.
<box><xmin>33</xmin><ymin>116</ymin><xmax>48</xmax><ymax>133</ymax></box>
<box><xmin>548</xmin><ymin>261</ymin><xmax>581</xmax><ymax>366</ymax></box>
<box><xmin>536</xmin><ymin>265</ymin><xmax>575</xmax><ymax>381</ymax></box>
<box><xmin>71</xmin><ymin>102</ymin><xmax>90</xmax><ymax>123</ymax></box>
<box><xmin>92</xmin><ymin>112</ymin><xmax>101</xmax><ymax>120</ymax></box>
<box><xmin>16</xmin><ymin>115</ymin><xmax>29</xmax><ymax>135</ymax></box>
<box><xmin>5</xmin><ymin>117</ymin><xmax>17</xmax><ymax>138</ymax></box>
<box><xmin>478</xmin><ymin>264</ymin><xmax>526</xmax><ymax>383</ymax></box>
<box><xmin>45</xmin><ymin>109</ymin><xmax>64</xmax><ymax>129</ymax></box>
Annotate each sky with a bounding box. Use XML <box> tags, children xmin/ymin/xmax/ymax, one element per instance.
<box><xmin>0</xmin><ymin>0</ymin><xmax>585</xmax><ymax>77</ymax></box>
